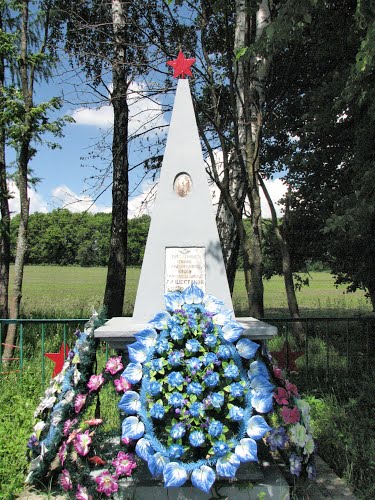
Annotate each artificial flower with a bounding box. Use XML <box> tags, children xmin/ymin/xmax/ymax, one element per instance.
<box><xmin>95</xmin><ymin>471</ymin><xmax>119</xmax><ymax>497</ymax></box>
<box><xmin>168</xmin><ymin>444</ymin><xmax>184</xmax><ymax>459</ymax></box>
<box><xmin>191</xmin><ymin>465</ymin><xmax>216</xmax><ymax>493</ymax></box>
<box><xmin>289</xmin><ymin>423</ymin><xmax>308</xmax><ymax>447</ymax></box>
<box><xmin>63</xmin><ymin>418</ymin><xmax>77</xmax><ymax>436</ymax></box>
<box><xmin>148</xmin><ymin>381</ymin><xmax>162</xmax><ymax>396</ymax></box>
<box><xmin>74</xmin><ymin>430</ymin><xmax>92</xmax><ymax>456</ymax></box>
<box><xmin>57</xmin><ymin>441</ymin><xmax>67</xmax><ymax>466</ymax></box>
<box><xmin>150</xmin><ymin>403</ymin><xmax>165</xmax><ymax>420</ymax></box>
<box><xmin>189</xmin><ymin>430</ymin><xmax>205</xmax><ymax>447</ymax></box>
<box><xmin>163</xmin><ymin>462</ymin><xmax>188</xmax><ymax>487</ymax></box>
<box><xmin>74</xmin><ymin>394</ymin><xmax>87</xmax><ymax>414</ymax></box>
<box><xmin>112</xmin><ymin>451</ymin><xmax>137</xmax><ymax>477</ymax></box>
<box><xmin>280</xmin><ymin>405</ymin><xmax>300</xmax><ymax>425</ymax></box>
<box><xmin>228</xmin><ymin>405</ymin><xmax>245</xmax><ymax>421</ymax></box>
<box><xmin>187</xmin><ymin>382</ymin><xmax>203</xmax><ymax>395</ymax></box>
<box><xmin>76</xmin><ymin>484</ymin><xmax>92</xmax><ymax>500</ymax></box>
<box><xmin>274</xmin><ymin>387</ymin><xmax>289</xmax><ymax>405</ymax></box>
<box><xmin>59</xmin><ymin>469</ymin><xmax>72</xmax><ymax>491</ymax></box>
<box><xmin>84</xmin><ymin>418</ymin><xmax>103</xmax><ymax>426</ymax></box>
<box><xmin>223</xmin><ymin>363</ymin><xmax>239</xmax><ymax>379</ymax></box>
<box><xmin>208</xmin><ymin>420</ymin><xmax>223</xmax><ymax>438</ymax></box>
<box><xmin>87</xmin><ymin>373</ymin><xmax>104</xmax><ymax>393</ymax></box>
<box><xmin>105</xmin><ymin>356</ymin><xmax>124</xmax><ymax>375</ymax></box>
<box><xmin>185</xmin><ymin>338</ymin><xmax>201</xmax><ymax>352</ymax></box>
<box><xmin>289</xmin><ymin>453</ymin><xmax>302</xmax><ymax>476</ymax></box>
<box><xmin>167</xmin><ymin>371</ymin><xmax>184</xmax><ymax>387</ymax></box>
<box><xmin>114</xmin><ymin>376</ymin><xmax>132</xmax><ymax>392</ymax></box>
<box><xmin>170</xmin><ymin>423</ymin><xmax>186</xmax><ymax>439</ymax></box>
<box><xmin>286</xmin><ymin>380</ymin><xmax>299</xmax><ymax>396</ymax></box>
<box><xmin>266</xmin><ymin>426</ymin><xmax>288</xmax><ymax>451</ymax></box>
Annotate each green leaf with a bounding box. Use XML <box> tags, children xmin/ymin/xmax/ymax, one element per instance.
<box><xmin>235</xmin><ymin>47</ymin><xmax>248</xmax><ymax>60</ymax></box>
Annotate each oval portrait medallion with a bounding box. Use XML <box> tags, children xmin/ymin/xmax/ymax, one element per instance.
<box><xmin>173</xmin><ymin>173</ymin><xmax>192</xmax><ymax>197</ymax></box>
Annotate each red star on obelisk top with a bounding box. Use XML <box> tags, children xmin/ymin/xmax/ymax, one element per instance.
<box><xmin>167</xmin><ymin>50</ymin><xmax>196</xmax><ymax>79</ymax></box>
<box><xmin>270</xmin><ymin>341</ymin><xmax>304</xmax><ymax>372</ymax></box>
<box><xmin>45</xmin><ymin>342</ymin><xmax>70</xmax><ymax>377</ymax></box>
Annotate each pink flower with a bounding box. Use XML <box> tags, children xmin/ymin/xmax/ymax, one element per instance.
<box><xmin>95</xmin><ymin>471</ymin><xmax>119</xmax><ymax>497</ymax></box>
<box><xmin>286</xmin><ymin>380</ymin><xmax>299</xmax><ymax>396</ymax></box>
<box><xmin>274</xmin><ymin>387</ymin><xmax>289</xmax><ymax>405</ymax></box>
<box><xmin>114</xmin><ymin>376</ymin><xmax>131</xmax><ymax>393</ymax></box>
<box><xmin>121</xmin><ymin>437</ymin><xmax>131</xmax><ymax>445</ymax></box>
<box><xmin>64</xmin><ymin>418</ymin><xmax>78</xmax><ymax>436</ymax></box>
<box><xmin>87</xmin><ymin>374</ymin><xmax>105</xmax><ymax>393</ymax></box>
<box><xmin>105</xmin><ymin>356</ymin><xmax>124</xmax><ymax>375</ymax></box>
<box><xmin>76</xmin><ymin>484</ymin><xmax>92</xmax><ymax>500</ymax></box>
<box><xmin>281</xmin><ymin>405</ymin><xmax>301</xmax><ymax>424</ymax></box>
<box><xmin>74</xmin><ymin>430</ymin><xmax>92</xmax><ymax>456</ymax></box>
<box><xmin>273</xmin><ymin>366</ymin><xmax>283</xmax><ymax>379</ymax></box>
<box><xmin>67</xmin><ymin>429</ymin><xmax>78</xmax><ymax>444</ymax></box>
<box><xmin>59</xmin><ymin>469</ymin><xmax>72</xmax><ymax>491</ymax></box>
<box><xmin>84</xmin><ymin>418</ymin><xmax>103</xmax><ymax>426</ymax></box>
<box><xmin>112</xmin><ymin>451</ymin><xmax>137</xmax><ymax>477</ymax></box>
<box><xmin>58</xmin><ymin>441</ymin><xmax>67</xmax><ymax>466</ymax></box>
<box><xmin>74</xmin><ymin>394</ymin><xmax>87</xmax><ymax>414</ymax></box>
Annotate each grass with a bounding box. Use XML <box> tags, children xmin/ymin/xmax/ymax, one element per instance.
<box><xmin>10</xmin><ymin>265</ymin><xmax>372</xmax><ymax>318</ymax></box>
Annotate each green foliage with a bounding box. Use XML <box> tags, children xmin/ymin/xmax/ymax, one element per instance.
<box><xmin>10</xmin><ymin>211</ymin><xmax>150</xmax><ymax>267</ymax></box>
<box><xmin>303</xmin><ymin>376</ymin><xmax>375</xmax><ymax>499</ymax></box>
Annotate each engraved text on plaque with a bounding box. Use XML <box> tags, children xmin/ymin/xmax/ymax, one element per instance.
<box><xmin>165</xmin><ymin>247</ymin><xmax>205</xmax><ymax>292</ymax></box>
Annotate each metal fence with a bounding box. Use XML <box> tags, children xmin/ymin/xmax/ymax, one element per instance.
<box><xmin>1</xmin><ymin>316</ymin><xmax>374</xmax><ymax>384</ymax></box>
<box><xmin>262</xmin><ymin>316</ymin><xmax>375</xmax><ymax>380</ymax></box>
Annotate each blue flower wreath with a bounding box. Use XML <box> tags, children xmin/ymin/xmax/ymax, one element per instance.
<box><xmin>119</xmin><ymin>284</ymin><xmax>275</xmax><ymax>493</ymax></box>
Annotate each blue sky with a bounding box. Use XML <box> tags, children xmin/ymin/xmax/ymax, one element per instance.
<box><xmin>8</xmin><ymin>61</ymin><xmax>286</xmax><ymax>219</ymax></box>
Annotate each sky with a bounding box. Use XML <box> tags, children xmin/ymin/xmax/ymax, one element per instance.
<box><xmin>7</xmin><ymin>63</ymin><xmax>287</xmax><ymax>220</ymax></box>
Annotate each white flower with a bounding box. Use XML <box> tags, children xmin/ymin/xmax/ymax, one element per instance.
<box><xmin>289</xmin><ymin>423</ymin><xmax>308</xmax><ymax>447</ymax></box>
<box><xmin>52</xmin><ymin>409</ymin><xmax>63</xmax><ymax>426</ymax></box>
<box><xmin>304</xmin><ymin>435</ymin><xmax>314</xmax><ymax>456</ymax></box>
<box><xmin>62</xmin><ymin>390</ymin><xmax>74</xmax><ymax>405</ymax></box>
<box><xmin>33</xmin><ymin>421</ymin><xmax>45</xmax><ymax>439</ymax></box>
<box><xmin>73</xmin><ymin>368</ymin><xmax>81</xmax><ymax>386</ymax></box>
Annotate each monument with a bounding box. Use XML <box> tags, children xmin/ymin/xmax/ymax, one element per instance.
<box><xmin>95</xmin><ymin>52</ymin><xmax>277</xmax><ymax>348</ymax></box>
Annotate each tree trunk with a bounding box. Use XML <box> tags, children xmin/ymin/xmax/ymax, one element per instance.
<box><xmin>0</xmin><ymin>10</ymin><xmax>10</xmax><ymax>326</ymax></box>
<box><xmin>234</xmin><ymin>0</ymin><xmax>269</xmax><ymax>317</ymax></box>
<box><xmin>103</xmin><ymin>0</ymin><xmax>129</xmax><ymax>318</ymax></box>
<box><xmin>259</xmin><ymin>176</ymin><xmax>304</xmax><ymax>341</ymax></box>
<box><xmin>3</xmin><ymin>0</ymin><xmax>31</xmax><ymax>364</ymax></box>
<box><xmin>216</xmin><ymin>196</ymin><xmax>240</xmax><ymax>294</ymax></box>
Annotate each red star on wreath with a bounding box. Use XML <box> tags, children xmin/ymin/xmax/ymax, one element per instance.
<box><xmin>270</xmin><ymin>341</ymin><xmax>304</xmax><ymax>372</ymax></box>
<box><xmin>45</xmin><ymin>342</ymin><xmax>70</xmax><ymax>377</ymax></box>
<box><xmin>167</xmin><ymin>50</ymin><xmax>196</xmax><ymax>78</ymax></box>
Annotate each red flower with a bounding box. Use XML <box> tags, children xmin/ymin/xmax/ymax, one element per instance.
<box><xmin>280</xmin><ymin>405</ymin><xmax>300</xmax><ymax>424</ymax></box>
<box><xmin>274</xmin><ymin>387</ymin><xmax>289</xmax><ymax>405</ymax></box>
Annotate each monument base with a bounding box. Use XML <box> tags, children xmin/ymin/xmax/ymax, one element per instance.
<box><xmin>108</xmin><ymin>443</ymin><xmax>289</xmax><ymax>500</ymax></box>
<box><xmin>94</xmin><ymin>316</ymin><xmax>277</xmax><ymax>348</ymax></box>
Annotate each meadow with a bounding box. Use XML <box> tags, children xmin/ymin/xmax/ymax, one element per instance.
<box><xmin>0</xmin><ymin>265</ymin><xmax>373</xmax><ymax>499</ymax></box>
<box><xmin>11</xmin><ymin>265</ymin><xmax>372</xmax><ymax>318</ymax></box>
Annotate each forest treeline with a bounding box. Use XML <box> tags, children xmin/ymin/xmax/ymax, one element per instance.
<box><xmin>10</xmin><ymin>209</ymin><xmax>325</xmax><ymax>277</ymax></box>
<box><xmin>10</xmin><ymin>210</ymin><xmax>149</xmax><ymax>268</ymax></box>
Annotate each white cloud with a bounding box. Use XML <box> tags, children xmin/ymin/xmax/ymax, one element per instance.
<box><xmin>128</xmin><ymin>180</ymin><xmax>157</xmax><ymax>219</ymax></box>
<box><xmin>8</xmin><ymin>180</ymin><xmax>49</xmax><ymax>216</ymax></box>
<box><xmin>260</xmin><ymin>177</ymin><xmax>287</xmax><ymax>218</ymax></box>
<box><xmin>204</xmin><ymin>148</ymin><xmax>287</xmax><ymax>218</ymax></box>
<box><xmin>71</xmin><ymin>81</ymin><xmax>167</xmax><ymax>136</ymax></box>
<box><xmin>51</xmin><ymin>185</ymin><xmax>112</xmax><ymax>214</ymax></box>
<box><xmin>71</xmin><ymin>105</ymin><xmax>113</xmax><ymax>128</ymax></box>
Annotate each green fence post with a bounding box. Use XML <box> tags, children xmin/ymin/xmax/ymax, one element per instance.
<box><xmin>0</xmin><ymin>322</ymin><xmax>2</xmax><ymax>372</ymax></box>
<box><xmin>63</xmin><ymin>323</ymin><xmax>67</xmax><ymax>354</ymax></box>
<box><xmin>41</xmin><ymin>323</ymin><xmax>45</xmax><ymax>386</ymax></box>
<box><xmin>19</xmin><ymin>323</ymin><xmax>23</xmax><ymax>383</ymax></box>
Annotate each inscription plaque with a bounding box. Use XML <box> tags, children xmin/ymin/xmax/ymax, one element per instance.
<box><xmin>165</xmin><ymin>247</ymin><xmax>205</xmax><ymax>292</ymax></box>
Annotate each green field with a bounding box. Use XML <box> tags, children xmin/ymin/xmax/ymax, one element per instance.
<box><xmin>10</xmin><ymin>265</ymin><xmax>372</xmax><ymax>318</ymax></box>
